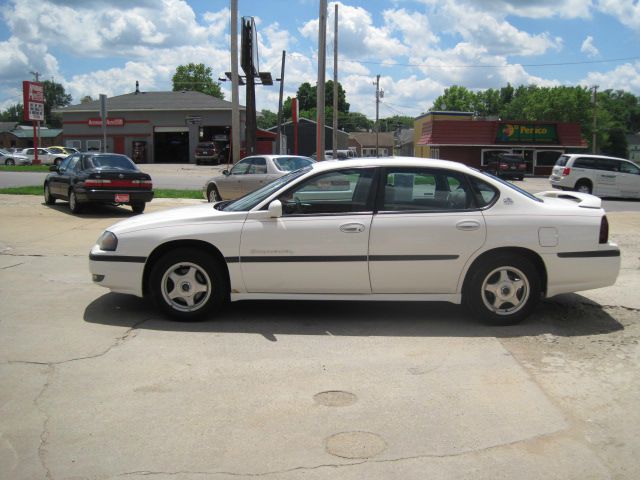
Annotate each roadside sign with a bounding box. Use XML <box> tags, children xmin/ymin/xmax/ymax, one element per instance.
<box><xmin>185</xmin><ymin>115</ymin><xmax>202</xmax><ymax>125</ymax></box>
<box><xmin>22</xmin><ymin>81</ymin><xmax>44</xmax><ymax>122</ymax></box>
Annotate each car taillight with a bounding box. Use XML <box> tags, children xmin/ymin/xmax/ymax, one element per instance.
<box><xmin>599</xmin><ymin>215</ymin><xmax>609</xmax><ymax>244</ymax></box>
<box><xmin>562</xmin><ymin>167</ymin><xmax>571</xmax><ymax>176</ymax></box>
<box><xmin>84</xmin><ymin>179</ymin><xmax>111</xmax><ymax>187</ymax></box>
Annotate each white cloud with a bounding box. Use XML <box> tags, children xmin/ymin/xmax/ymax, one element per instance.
<box><xmin>581</xmin><ymin>36</ymin><xmax>599</xmax><ymax>57</ymax></box>
<box><xmin>596</xmin><ymin>0</ymin><xmax>640</xmax><ymax>30</ymax></box>
<box><xmin>581</xmin><ymin>61</ymin><xmax>640</xmax><ymax>95</ymax></box>
<box><xmin>419</xmin><ymin>0</ymin><xmax>594</xmax><ymax>19</ymax></box>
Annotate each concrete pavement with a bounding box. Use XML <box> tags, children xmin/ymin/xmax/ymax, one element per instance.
<box><xmin>0</xmin><ymin>195</ymin><xmax>639</xmax><ymax>479</ymax></box>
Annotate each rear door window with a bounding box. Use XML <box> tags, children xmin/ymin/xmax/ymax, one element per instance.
<box><xmin>573</xmin><ymin>157</ymin><xmax>596</xmax><ymax>169</ymax></box>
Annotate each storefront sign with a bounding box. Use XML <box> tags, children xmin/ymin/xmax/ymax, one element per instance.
<box><xmin>88</xmin><ymin>118</ymin><xmax>125</xmax><ymax>127</ymax></box>
<box><xmin>496</xmin><ymin>123</ymin><xmax>557</xmax><ymax>143</ymax></box>
<box><xmin>22</xmin><ymin>81</ymin><xmax>44</xmax><ymax>122</ymax></box>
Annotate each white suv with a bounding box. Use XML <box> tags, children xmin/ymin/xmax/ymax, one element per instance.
<box><xmin>549</xmin><ymin>154</ymin><xmax>640</xmax><ymax>199</ymax></box>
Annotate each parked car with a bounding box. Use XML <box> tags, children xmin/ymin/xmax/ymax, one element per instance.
<box><xmin>90</xmin><ymin>157</ymin><xmax>620</xmax><ymax>325</ymax></box>
<box><xmin>48</xmin><ymin>146</ymin><xmax>73</xmax><ymax>156</ymax></box>
<box><xmin>484</xmin><ymin>154</ymin><xmax>527</xmax><ymax>180</ymax></box>
<box><xmin>202</xmin><ymin>155</ymin><xmax>315</xmax><ymax>202</ymax></box>
<box><xmin>549</xmin><ymin>154</ymin><xmax>640</xmax><ymax>198</ymax></box>
<box><xmin>20</xmin><ymin>147</ymin><xmax>68</xmax><ymax>166</ymax></box>
<box><xmin>44</xmin><ymin>153</ymin><xmax>154</xmax><ymax>214</ymax></box>
<box><xmin>0</xmin><ymin>148</ymin><xmax>31</xmax><ymax>165</ymax></box>
<box><xmin>194</xmin><ymin>142</ymin><xmax>221</xmax><ymax>165</ymax></box>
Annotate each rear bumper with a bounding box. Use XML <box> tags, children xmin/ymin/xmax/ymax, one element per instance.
<box><xmin>544</xmin><ymin>246</ymin><xmax>621</xmax><ymax>297</ymax></box>
<box><xmin>77</xmin><ymin>189</ymin><xmax>154</xmax><ymax>203</ymax></box>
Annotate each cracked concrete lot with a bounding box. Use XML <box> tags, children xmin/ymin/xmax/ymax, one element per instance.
<box><xmin>0</xmin><ymin>193</ymin><xmax>639</xmax><ymax>480</ymax></box>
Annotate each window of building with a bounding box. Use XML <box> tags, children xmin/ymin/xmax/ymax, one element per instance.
<box><xmin>481</xmin><ymin>149</ymin><xmax>510</xmax><ymax>166</ymax></box>
<box><xmin>66</xmin><ymin>140</ymin><xmax>82</xmax><ymax>150</ymax></box>
<box><xmin>86</xmin><ymin>140</ymin><xmax>101</xmax><ymax>152</ymax></box>
<box><xmin>535</xmin><ymin>150</ymin><xmax>563</xmax><ymax>166</ymax></box>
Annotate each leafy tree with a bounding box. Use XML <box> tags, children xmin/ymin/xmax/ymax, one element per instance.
<box><xmin>0</xmin><ymin>104</ymin><xmax>24</xmax><ymax>123</ymax></box>
<box><xmin>172</xmin><ymin>63</ymin><xmax>224</xmax><ymax>99</ymax></box>
<box><xmin>80</xmin><ymin>95</ymin><xmax>94</xmax><ymax>104</ymax></box>
<box><xmin>600</xmin><ymin>127</ymin><xmax>628</xmax><ymax>157</ymax></box>
<box><xmin>43</xmin><ymin>80</ymin><xmax>72</xmax><ymax>128</ymax></box>
<box><xmin>257</xmin><ymin>109</ymin><xmax>278</xmax><ymax>129</ymax></box>
<box><xmin>378</xmin><ymin>115</ymin><xmax>414</xmax><ymax>132</ymax></box>
<box><xmin>431</xmin><ymin>85</ymin><xmax>475</xmax><ymax>112</ymax></box>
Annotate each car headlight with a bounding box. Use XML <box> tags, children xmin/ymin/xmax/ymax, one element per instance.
<box><xmin>96</xmin><ymin>231</ymin><xmax>118</xmax><ymax>251</ymax></box>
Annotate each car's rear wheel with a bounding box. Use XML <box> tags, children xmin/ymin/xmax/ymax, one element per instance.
<box><xmin>574</xmin><ymin>180</ymin><xmax>592</xmax><ymax>194</ymax></box>
<box><xmin>68</xmin><ymin>189</ymin><xmax>83</xmax><ymax>213</ymax></box>
<box><xmin>44</xmin><ymin>183</ymin><xmax>55</xmax><ymax>205</ymax></box>
<box><xmin>207</xmin><ymin>185</ymin><xmax>221</xmax><ymax>203</ymax></box>
<box><xmin>5</xmin><ymin>158</ymin><xmax>15</xmax><ymax>165</ymax></box>
<box><xmin>149</xmin><ymin>248</ymin><xmax>228</xmax><ymax>321</ymax></box>
<box><xmin>463</xmin><ymin>253</ymin><xmax>540</xmax><ymax>326</ymax></box>
<box><xmin>131</xmin><ymin>202</ymin><xmax>146</xmax><ymax>214</ymax></box>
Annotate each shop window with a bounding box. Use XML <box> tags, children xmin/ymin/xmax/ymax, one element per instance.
<box><xmin>66</xmin><ymin>140</ymin><xmax>82</xmax><ymax>150</ymax></box>
<box><xmin>536</xmin><ymin>150</ymin><xmax>563</xmax><ymax>167</ymax></box>
<box><xmin>481</xmin><ymin>149</ymin><xmax>510</xmax><ymax>166</ymax></box>
<box><xmin>86</xmin><ymin>140</ymin><xmax>101</xmax><ymax>152</ymax></box>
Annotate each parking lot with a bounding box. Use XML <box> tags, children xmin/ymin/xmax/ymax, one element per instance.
<box><xmin>1</xmin><ymin>190</ymin><xmax>639</xmax><ymax>479</ymax></box>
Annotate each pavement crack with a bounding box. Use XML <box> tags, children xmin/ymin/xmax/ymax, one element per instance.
<box><xmin>0</xmin><ymin>262</ymin><xmax>24</xmax><ymax>269</ymax></box>
<box><xmin>35</xmin><ymin>364</ymin><xmax>55</xmax><ymax>480</ymax></box>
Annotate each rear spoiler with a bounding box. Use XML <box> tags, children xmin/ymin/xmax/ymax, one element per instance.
<box><xmin>535</xmin><ymin>190</ymin><xmax>602</xmax><ymax>209</ymax></box>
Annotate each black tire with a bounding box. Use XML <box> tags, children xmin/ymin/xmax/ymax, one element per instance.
<box><xmin>149</xmin><ymin>248</ymin><xmax>229</xmax><ymax>321</ymax></box>
<box><xmin>5</xmin><ymin>158</ymin><xmax>15</xmax><ymax>166</ymax></box>
<box><xmin>574</xmin><ymin>180</ymin><xmax>592</xmax><ymax>194</ymax></box>
<box><xmin>207</xmin><ymin>185</ymin><xmax>221</xmax><ymax>203</ymax></box>
<box><xmin>463</xmin><ymin>253</ymin><xmax>541</xmax><ymax>326</ymax></box>
<box><xmin>131</xmin><ymin>202</ymin><xmax>146</xmax><ymax>214</ymax></box>
<box><xmin>68</xmin><ymin>188</ymin><xmax>83</xmax><ymax>213</ymax></box>
<box><xmin>44</xmin><ymin>183</ymin><xmax>56</xmax><ymax>205</ymax></box>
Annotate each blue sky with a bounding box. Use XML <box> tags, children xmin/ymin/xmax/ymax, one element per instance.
<box><xmin>1</xmin><ymin>0</ymin><xmax>639</xmax><ymax>119</ymax></box>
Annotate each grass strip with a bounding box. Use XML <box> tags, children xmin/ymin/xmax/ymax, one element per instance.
<box><xmin>0</xmin><ymin>165</ymin><xmax>51</xmax><ymax>172</ymax></box>
<box><xmin>0</xmin><ymin>186</ymin><xmax>203</xmax><ymax>199</ymax></box>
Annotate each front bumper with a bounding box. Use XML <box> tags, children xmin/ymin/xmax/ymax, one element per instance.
<box><xmin>89</xmin><ymin>247</ymin><xmax>146</xmax><ymax>297</ymax></box>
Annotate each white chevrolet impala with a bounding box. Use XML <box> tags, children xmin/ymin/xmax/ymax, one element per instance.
<box><xmin>89</xmin><ymin>158</ymin><xmax>620</xmax><ymax>325</ymax></box>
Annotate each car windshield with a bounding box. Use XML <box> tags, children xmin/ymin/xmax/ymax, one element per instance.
<box><xmin>273</xmin><ymin>156</ymin><xmax>314</xmax><ymax>171</ymax></box>
<box><xmin>0</xmin><ymin>149</ymin><xmax>9</xmax><ymax>155</ymax></box>
<box><xmin>478</xmin><ymin>170</ymin><xmax>543</xmax><ymax>202</ymax></box>
<box><xmin>86</xmin><ymin>155</ymin><xmax>138</xmax><ymax>170</ymax></box>
<box><xmin>221</xmin><ymin>167</ymin><xmax>312</xmax><ymax>212</ymax></box>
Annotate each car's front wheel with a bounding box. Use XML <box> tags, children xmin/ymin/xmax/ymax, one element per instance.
<box><xmin>5</xmin><ymin>158</ymin><xmax>15</xmax><ymax>165</ymax></box>
<box><xmin>207</xmin><ymin>185</ymin><xmax>221</xmax><ymax>203</ymax></box>
<box><xmin>463</xmin><ymin>253</ymin><xmax>541</xmax><ymax>325</ymax></box>
<box><xmin>149</xmin><ymin>248</ymin><xmax>228</xmax><ymax>321</ymax></box>
<box><xmin>44</xmin><ymin>183</ymin><xmax>55</xmax><ymax>205</ymax></box>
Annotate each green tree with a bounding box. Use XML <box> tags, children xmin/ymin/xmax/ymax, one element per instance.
<box><xmin>257</xmin><ymin>109</ymin><xmax>278</xmax><ymax>129</ymax></box>
<box><xmin>80</xmin><ymin>95</ymin><xmax>94</xmax><ymax>104</ymax></box>
<box><xmin>431</xmin><ymin>85</ymin><xmax>475</xmax><ymax>112</ymax></box>
<box><xmin>42</xmin><ymin>80</ymin><xmax>72</xmax><ymax>128</ymax></box>
<box><xmin>172</xmin><ymin>63</ymin><xmax>224</xmax><ymax>99</ymax></box>
<box><xmin>0</xmin><ymin>104</ymin><xmax>24</xmax><ymax>122</ymax></box>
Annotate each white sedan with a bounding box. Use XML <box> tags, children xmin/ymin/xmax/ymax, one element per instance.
<box><xmin>90</xmin><ymin>157</ymin><xmax>620</xmax><ymax>325</ymax></box>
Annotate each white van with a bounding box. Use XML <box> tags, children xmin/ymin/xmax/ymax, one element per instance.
<box><xmin>549</xmin><ymin>154</ymin><xmax>640</xmax><ymax>198</ymax></box>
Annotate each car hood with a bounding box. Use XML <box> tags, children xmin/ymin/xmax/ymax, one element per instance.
<box><xmin>108</xmin><ymin>203</ymin><xmax>247</xmax><ymax>235</ymax></box>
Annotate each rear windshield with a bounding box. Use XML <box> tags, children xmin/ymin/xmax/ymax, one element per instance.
<box><xmin>555</xmin><ymin>155</ymin><xmax>569</xmax><ymax>167</ymax></box>
<box><xmin>273</xmin><ymin>156</ymin><xmax>314</xmax><ymax>171</ymax></box>
<box><xmin>86</xmin><ymin>155</ymin><xmax>137</xmax><ymax>170</ymax></box>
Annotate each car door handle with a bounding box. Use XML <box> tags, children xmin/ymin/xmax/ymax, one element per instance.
<box><xmin>340</xmin><ymin>223</ymin><xmax>365</xmax><ymax>233</ymax></box>
<box><xmin>456</xmin><ymin>220</ymin><xmax>481</xmax><ymax>231</ymax></box>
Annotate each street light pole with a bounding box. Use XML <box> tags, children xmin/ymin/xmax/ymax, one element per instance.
<box><xmin>592</xmin><ymin>85</ymin><xmax>598</xmax><ymax>154</ymax></box>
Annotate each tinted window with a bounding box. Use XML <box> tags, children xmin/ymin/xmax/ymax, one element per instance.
<box><xmin>619</xmin><ymin>161</ymin><xmax>640</xmax><ymax>175</ymax></box>
<box><xmin>279</xmin><ymin>169</ymin><xmax>375</xmax><ymax>215</ymax></box>
<box><xmin>573</xmin><ymin>157</ymin><xmax>596</xmax><ymax>169</ymax></box>
<box><xmin>274</xmin><ymin>156</ymin><xmax>315</xmax><ymax>171</ymax></box>
<box><xmin>58</xmin><ymin>155</ymin><xmax>74</xmax><ymax>171</ymax></box>
<box><xmin>597</xmin><ymin>159</ymin><xmax>620</xmax><ymax>172</ymax></box>
<box><xmin>381</xmin><ymin>168</ymin><xmax>471</xmax><ymax>211</ymax></box>
<box><xmin>555</xmin><ymin>155</ymin><xmax>570</xmax><ymax>167</ymax></box>
<box><xmin>85</xmin><ymin>155</ymin><xmax>137</xmax><ymax>170</ymax></box>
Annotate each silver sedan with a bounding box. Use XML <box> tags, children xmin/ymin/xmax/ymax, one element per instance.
<box><xmin>0</xmin><ymin>148</ymin><xmax>31</xmax><ymax>166</ymax></box>
<box><xmin>203</xmin><ymin>155</ymin><xmax>315</xmax><ymax>202</ymax></box>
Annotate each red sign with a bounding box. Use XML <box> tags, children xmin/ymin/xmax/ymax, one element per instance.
<box><xmin>88</xmin><ymin>118</ymin><xmax>125</xmax><ymax>127</ymax></box>
<box><xmin>23</xmin><ymin>81</ymin><xmax>44</xmax><ymax>122</ymax></box>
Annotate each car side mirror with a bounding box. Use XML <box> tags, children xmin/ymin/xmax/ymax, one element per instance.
<box><xmin>222</xmin><ymin>169</ymin><xmax>230</xmax><ymax>176</ymax></box>
<box><xmin>49</xmin><ymin>165</ymin><xmax>58</xmax><ymax>172</ymax></box>
<box><xmin>268</xmin><ymin>199</ymin><xmax>283</xmax><ymax>218</ymax></box>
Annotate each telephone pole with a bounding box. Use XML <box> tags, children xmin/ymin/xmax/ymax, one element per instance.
<box><xmin>374</xmin><ymin>74</ymin><xmax>380</xmax><ymax>157</ymax></box>
<box><xmin>332</xmin><ymin>4</ymin><xmax>338</xmax><ymax>159</ymax></box>
<box><xmin>591</xmin><ymin>85</ymin><xmax>598</xmax><ymax>154</ymax></box>
<box><xmin>316</xmin><ymin>0</ymin><xmax>327</xmax><ymax>161</ymax></box>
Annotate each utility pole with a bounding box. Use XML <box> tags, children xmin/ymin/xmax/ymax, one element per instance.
<box><xmin>231</xmin><ymin>0</ymin><xmax>240</xmax><ymax>164</ymax></box>
<box><xmin>30</xmin><ymin>70</ymin><xmax>41</xmax><ymax>164</ymax></box>
<box><xmin>332</xmin><ymin>4</ymin><xmax>338</xmax><ymax>159</ymax></box>
<box><xmin>276</xmin><ymin>50</ymin><xmax>286</xmax><ymax>154</ymax></box>
<box><xmin>316</xmin><ymin>0</ymin><xmax>327</xmax><ymax>161</ymax></box>
<box><xmin>374</xmin><ymin>74</ymin><xmax>380</xmax><ymax>157</ymax></box>
<box><xmin>592</xmin><ymin>85</ymin><xmax>598</xmax><ymax>154</ymax></box>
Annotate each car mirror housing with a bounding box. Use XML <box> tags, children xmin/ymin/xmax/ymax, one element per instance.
<box><xmin>268</xmin><ymin>199</ymin><xmax>283</xmax><ymax>218</ymax></box>
<box><xmin>222</xmin><ymin>170</ymin><xmax>230</xmax><ymax>176</ymax></box>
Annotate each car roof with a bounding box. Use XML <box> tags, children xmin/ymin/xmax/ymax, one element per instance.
<box><xmin>564</xmin><ymin>153</ymin><xmax>629</xmax><ymax>161</ymax></box>
<box><xmin>308</xmin><ymin>156</ymin><xmax>475</xmax><ymax>173</ymax></box>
